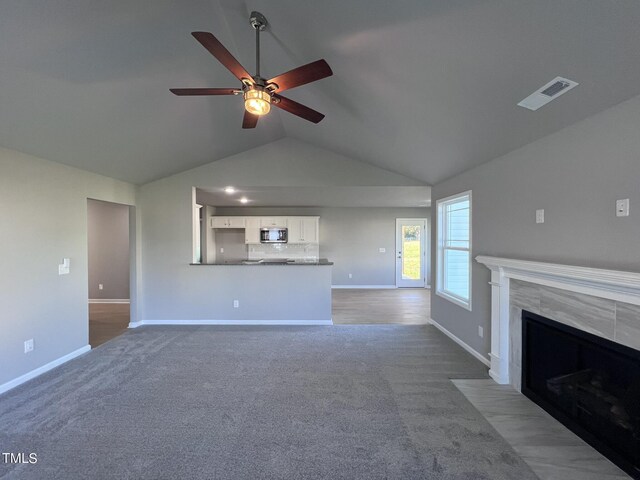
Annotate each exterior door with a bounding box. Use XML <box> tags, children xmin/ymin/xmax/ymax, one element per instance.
<box><xmin>396</xmin><ymin>219</ymin><xmax>427</xmax><ymax>288</ymax></box>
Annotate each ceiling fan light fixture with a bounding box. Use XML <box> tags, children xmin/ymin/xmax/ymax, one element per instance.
<box><xmin>244</xmin><ymin>86</ymin><xmax>271</xmax><ymax>116</ymax></box>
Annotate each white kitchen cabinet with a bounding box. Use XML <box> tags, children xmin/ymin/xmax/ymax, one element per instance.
<box><xmin>287</xmin><ymin>217</ymin><xmax>302</xmax><ymax>243</ymax></box>
<box><xmin>209</xmin><ymin>215</ymin><xmax>318</xmax><ymax>243</ymax></box>
<box><xmin>210</xmin><ymin>217</ymin><xmax>226</xmax><ymax>228</ymax></box>
<box><xmin>260</xmin><ymin>217</ymin><xmax>288</xmax><ymax>227</ymax></box>
<box><xmin>301</xmin><ymin>217</ymin><xmax>319</xmax><ymax>243</ymax></box>
<box><xmin>245</xmin><ymin>217</ymin><xmax>261</xmax><ymax>244</ymax></box>
<box><xmin>210</xmin><ymin>216</ymin><xmax>246</xmax><ymax>228</ymax></box>
<box><xmin>287</xmin><ymin>217</ymin><xmax>319</xmax><ymax>244</ymax></box>
<box><xmin>227</xmin><ymin>217</ymin><xmax>246</xmax><ymax>228</ymax></box>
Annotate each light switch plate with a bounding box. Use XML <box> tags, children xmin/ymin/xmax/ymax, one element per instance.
<box><xmin>536</xmin><ymin>209</ymin><xmax>545</xmax><ymax>224</ymax></box>
<box><xmin>379</xmin><ymin>247</ymin><xmax>386</xmax><ymax>253</ymax></box>
<box><xmin>616</xmin><ymin>198</ymin><xmax>630</xmax><ymax>217</ymax></box>
<box><xmin>58</xmin><ymin>258</ymin><xmax>70</xmax><ymax>275</ymax></box>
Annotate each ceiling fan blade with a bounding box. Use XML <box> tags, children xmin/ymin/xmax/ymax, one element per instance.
<box><xmin>267</xmin><ymin>59</ymin><xmax>333</xmax><ymax>93</ymax></box>
<box><xmin>191</xmin><ymin>32</ymin><xmax>253</xmax><ymax>82</ymax></box>
<box><xmin>242</xmin><ymin>111</ymin><xmax>259</xmax><ymax>129</ymax></box>
<box><xmin>272</xmin><ymin>94</ymin><xmax>325</xmax><ymax>123</ymax></box>
<box><xmin>170</xmin><ymin>88</ymin><xmax>238</xmax><ymax>96</ymax></box>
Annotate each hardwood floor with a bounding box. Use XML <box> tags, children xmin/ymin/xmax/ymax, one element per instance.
<box><xmin>332</xmin><ymin>288</ymin><xmax>430</xmax><ymax>324</ymax></box>
<box><xmin>89</xmin><ymin>303</ymin><xmax>130</xmax><ymax>347</ymax></box>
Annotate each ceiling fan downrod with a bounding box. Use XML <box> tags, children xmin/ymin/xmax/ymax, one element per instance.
<box><xmin>249</xmin><ymin>11</ymin><xmax>268</xmax><ymax>81</ymax></box>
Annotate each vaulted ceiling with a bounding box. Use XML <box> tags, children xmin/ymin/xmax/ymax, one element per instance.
<box><xmin>1</xmin><ymin>1</ymin><xmax>640</xmax><ymax>185</ymax></box>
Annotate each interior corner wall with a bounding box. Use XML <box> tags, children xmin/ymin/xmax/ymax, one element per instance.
<box><xmin>0</xmin><ymin>148</ymin><xmax>136</xmax><ymax>388</ymax></box>
<box><xmin>138</xmin><ymin>138</ymin><xmax>426</xmax><ymax>321</ymax></box>
<box><xmin>430</xmin><ymin>93</ymin><xmax>640</xmax><ymax>360</ymax></box>
<box><xmin>215</xmin><ymin>206</ymin><xmax>431</xmax><ymax>286</ymax></box>
<box><xmin>87</xmin><ymin>199</ymin><xmax>130</xmax><ymax>300</ymax></box>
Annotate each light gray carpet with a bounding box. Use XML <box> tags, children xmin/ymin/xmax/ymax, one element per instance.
<box><xmin>0</xmin><ymin>325</ymin><xmax>539</xmax><ymax>479</ymax></box>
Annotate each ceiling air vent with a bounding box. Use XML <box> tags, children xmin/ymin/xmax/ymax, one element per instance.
<box><xmin>517</xmin><ymin>76</ymin><xmax>578</xmax><ymax>111</ymax></box>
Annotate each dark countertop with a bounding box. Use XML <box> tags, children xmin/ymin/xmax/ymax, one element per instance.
<box><xmin>190</xmin><ymin>258</ymin><xmax>333</xmax><ymax>266</ymax></box>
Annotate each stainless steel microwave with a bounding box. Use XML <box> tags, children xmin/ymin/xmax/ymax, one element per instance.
<box><xmin>260</xmin><ymin>227</ymin><xmax>288</xmax><ymax>243</ymax></box>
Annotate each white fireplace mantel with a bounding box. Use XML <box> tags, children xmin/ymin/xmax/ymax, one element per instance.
<box><xmin>475</xmin><ymin>255</ymin><xmax>640</xmax><ymax>385</ymax></box>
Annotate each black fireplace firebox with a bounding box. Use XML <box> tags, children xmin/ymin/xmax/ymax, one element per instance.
<box><xmin>522</xmin><ymin>310</ymin><xmax>640</xmax><ymax>479</ymax></box>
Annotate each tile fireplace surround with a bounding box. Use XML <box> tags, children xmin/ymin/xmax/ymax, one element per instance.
<box><xmin>475</xmin><ymin>256</ymin><xmax>640</xmax><ymax>390</ymax></box>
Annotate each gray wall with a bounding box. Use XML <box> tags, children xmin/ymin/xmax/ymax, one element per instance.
<box><xmin>87</xmin><ymin>199</ymin><xmax>130</xmax><ymax>299</ymax></box>
<box><xmin>0</xmin><ymin>147</ymin><xmax>136</xmax><ymax>388</ymax></box>
<box><xmin>216</xmin><ymin>206</ymin><xmax>431</xmax><ymax>286</ymax></box>
<box><xmin>213</xmin><ymin>229</ymin><xmax>246</xmax><ymax>263</ymax></box>
<box><xmin>139</xmin><ymin>138</ymin><xmax>426</xmax><ymax>321</ymax></box>
<box><xmin>431</xmin><ymin>93</ymin><xmax>640</xmax><ymax>360</ymax></box>
<box><xmin>149</xmin><ymin>265</ymin><xmax>332</xmax><ymax>321</ymax></box>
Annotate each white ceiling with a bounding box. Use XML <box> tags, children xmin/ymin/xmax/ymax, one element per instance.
<box><xmin>1</xmin><ymin>1</ymin><xmax>640</xmax><ymax>185</ymax></box>
<box><xmin>197</xmin><ymin>186</ymin><xmax>432</xmax><ymax>208</ymax></box>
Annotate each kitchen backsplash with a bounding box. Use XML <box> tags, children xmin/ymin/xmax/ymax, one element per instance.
<box><xmin>248</xmin><ymin>243</ymin><xmax>319</xmax><ymax>261</ymax></box>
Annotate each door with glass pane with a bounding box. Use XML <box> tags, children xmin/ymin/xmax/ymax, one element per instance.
<box><xmin>396</xmin><ymin>219</ymin><xmax>427</xmax><ymax>288</ymax></box>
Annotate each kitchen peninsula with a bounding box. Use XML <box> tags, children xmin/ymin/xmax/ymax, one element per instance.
<box><xmin>187</xmin><ymin>214</ymin><xmax>333</xmax><ymax>325</ymax></box>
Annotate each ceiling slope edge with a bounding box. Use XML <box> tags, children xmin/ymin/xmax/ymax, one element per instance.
<box><xmin>141</xmin><ymin>136</ymin><xmax>428</xmax><ymax>188</ymax></box>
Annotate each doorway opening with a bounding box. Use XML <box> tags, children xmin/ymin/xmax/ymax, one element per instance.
<box><xmin>396</xmin><ymin>218</ymin><xmax>428</xmax><ymax>288</ymax></box>
<box><xmin>87</xmin><ymin>199</ymin><xmax>132</xmax><ymax>347</ymax></box>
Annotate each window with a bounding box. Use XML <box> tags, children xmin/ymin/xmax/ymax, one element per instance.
<box><xmin>436</xmin><ymin>191</ymin><xmax>472</xmax><ymax>310</ymax></box>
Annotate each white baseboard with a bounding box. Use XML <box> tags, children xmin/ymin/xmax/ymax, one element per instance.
<box><xmin>488</xmin><ymin>369</ymin><xmax>502</xmax><ymax>384</ymax></box>
<box><xmin>89</xmin><ymin>299</ymin><xmax>130</xmax><ymax>304</ymax></box>
<box><xmin>129</xmin><ymin>319</ymin><xmax>333</xmax><ymax>327</ymax></box>
<box><xmin>332</xmin><ymin>285</ymin><xmax>397</xmax><ymax>289</ymax></box>
<box><xmin>0</xmin><ymin>345</ymin><xmax>91</xmax><ymax>396</ymax></box>
<box><xmin>428</xmin><ymin>318</ymin><xmax>490</xmax><ymax>367</ymax></box>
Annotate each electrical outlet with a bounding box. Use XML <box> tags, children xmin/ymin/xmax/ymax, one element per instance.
<box><xmin>24</xmin><ymin>339</ymin><xmax>34</xmax><ymax>353</ymax></box>
<box><xmin>378</xmin><ymin>247</ymin><xmax>386</xmax><ymax>253</ymax></box>
<box><xmin>478</xmin><ymin>326</ymin><xmax>484</xmax><ymax>338</ymax></box>
<box><xmin>233</xmin><ymin>300</ymin><xmax>239</xmax><ymax>308</ymax></box>
<box><xmin>535</xmin><ymin>209</ymin><xmax>545</xmax><ymax>224</ymax></box>
<box><xmin>98</xmin><ymin>284</ymin><xmax>103</xmax><ymax>290</ymax></box>
<box><xmin>616</xmin><ymin>198</ymin><xmax>630</xmax><ymax>217</ymax></box>
<box><xmin>348</xmin><ymin>273</ymin><xmax>353</xmax><ymax>279</ymax></box>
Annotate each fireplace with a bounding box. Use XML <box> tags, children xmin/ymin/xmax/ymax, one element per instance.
<box><xmin>522</xmin><ymin>310</ymin><xmax>640</xmax><ymax>479</ymax></box>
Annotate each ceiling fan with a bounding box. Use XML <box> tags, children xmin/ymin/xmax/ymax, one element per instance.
<box><xmin>170</xmin><ymin>11</ymin><xmax>333</xmax><ymax>129</ymax></box>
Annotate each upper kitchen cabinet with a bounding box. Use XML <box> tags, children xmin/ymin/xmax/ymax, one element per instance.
<box><xmin>208</xmin><ymin>215</ymin><xmax>319</xmax><ymax>244</ymax></box>
<box><xmin>245</xmin><ymin>217</ymin><xmax>261</xmax><ymax>244</ymax></box>
<box><xmin>288</xmin><ymin>217</ymin><xmax>319</xmax><ymax>244</ymax></box>
<box><xmin>260</xmin><ymin>217</ymin><xmax>288</xmax><ymax>228</ymax></box>
<box><xmin>210</xmin><ymin>216</ymin><xmax>246</xmax><ymax>228</ymax></box>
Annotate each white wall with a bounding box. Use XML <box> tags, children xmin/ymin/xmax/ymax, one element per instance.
<box><xmin>0</xmin><ymin>147</ymin><xmax>137</xmax><ymax>388</ymax></box>
<box><xmin>139</xmin><ymin>138</ymin><xmax>425</xmax><ymax>321</ymax></box>
<box><xmin>430</xmin><ymin>93</ymin><xmax>640</xmax><ymax>360</ymax></box>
